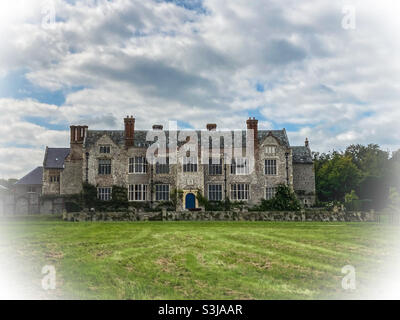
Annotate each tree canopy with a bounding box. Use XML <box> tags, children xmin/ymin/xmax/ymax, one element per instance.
<box><xmin>314</xmin><ymin>144</ymin><xmax>399</xmax><ymax>209</ymax></box>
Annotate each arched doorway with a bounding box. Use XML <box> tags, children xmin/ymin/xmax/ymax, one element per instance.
<box><xmin>185</xmin><ymin>193</ymin><xmax>196</xmax><ymax>210</ymax></box>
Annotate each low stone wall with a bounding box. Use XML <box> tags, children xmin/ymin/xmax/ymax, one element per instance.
<box><xmin>63</xmin><ymin>209</ymin><xmax>377</xmax><ymax>222</ymax></box>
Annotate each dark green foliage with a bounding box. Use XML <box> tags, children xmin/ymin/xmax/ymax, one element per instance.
<box><xmin>128</xmin><ymin>201</ymin><xmax>151</xmax><ymax>211</ymax></box>
<box><xmin>315</xmin><ymin>153</ymin><xmax>362</xmax><ymax>202</ymax></box>
<box><xmin>154</xmin><ymin>201</ymin><xmax>175</xmax><ymax>211</ymax></box>
<box><xmin>64</xmin><ymin>183</ymin><xmax>130</xmax><ymax>212</ymax></box>
<box><xmin>65</xmin><ymin>201</ymin><xmax>82</xmax><ymax>212</ymax></box>
<box><xmin>170</xmin><ymin>188</ymin><xmax>184</xmax><ymax>210</ymax></box>
<box><xmin>313</xmin><ymin>144</ymin><xmax>399</xmax><ymax>210</ymax></box>
<box><xmin>254</xmin><ymin>184</ymin><xmax>301</xmax><ymax>211</ymax></box>
<box><xmin>82</xmin><ymin>182</ymin><xmax>98</xmax><ymax>208</ymax></box>
<box><xmin>195</xmin><ymin>190</ymin><xmax>245</xmax><ymax>211</ymax></box>
<box><xmin>111</xmin><ymin>185</ymin><xmax>128</xmax><ymax>208</ymax></box>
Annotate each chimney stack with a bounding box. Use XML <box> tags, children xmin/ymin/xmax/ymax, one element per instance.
<box><xmin>206</xmin><ymin>123</ymin><xmax>217</xmax><ymax>131</ymax></box>
<box><xmin>152</xmin><ymin>124</ymin><xmax>163</xmax><ymax>130</ymax></box>
<box><xmin>69</xmin><ymin>125</ymin><xmax>88</xmax><ymax>160</ymax></box>
<box><xmin>70</xmin><ymin>125</ymin><xmax>88</xmax><ymax>144</ymax></box>
<box><xmin>124</xmin><ymin>116</ymin><xmax>135</xmax><ymax>147</ymax></box>
<box><xmin>305</xmin><ymin>137</ymin><xmax>309</xmax><ymax>148</ymax></box>
<box><xmin>246</xmin><ymin>117</ymin><xmax>258</xmax><ymax>142</ymax></box>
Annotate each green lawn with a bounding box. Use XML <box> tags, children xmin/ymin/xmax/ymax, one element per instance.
<box><xmin>0</xmin><ymin>215</ymin><xmax>398</xmax><ymax>299</ymax></box>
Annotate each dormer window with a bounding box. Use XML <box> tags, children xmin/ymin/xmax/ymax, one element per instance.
<box><xmin>100</xmin><ymin>145</ymin><xmax>111</xmax><ymax>154</ymax></box>
<box><xmin>50</xmin><ymin>175</ymin><xmax>60</xmax><ymax>183</ymax></box>
<box><xmin>265</xmin><ymin>146</ymin><xmax>276</xmax><ymax>155</ymax></box>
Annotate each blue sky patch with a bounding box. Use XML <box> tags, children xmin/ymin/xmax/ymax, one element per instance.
<box><xmin>0</xmin><ymin>69</ymin><xmax>85</xmax><ymax>106</ymax></box>
<box><xmin>158</xmin><ymin>0</ymin><xmax>208</xmax><ymax>14</ymax></box>
<box><xmin>255</xmin><ymin>82</ymin><xmax>264</xmax><ymax>92</ymax></box>
<box><xmin>177</xmin><ymin>120</ymin><xmax>194</xmax><ymax>129</ymax></box>
<box><xmin>23</xmin><ymin>116</ymin><xmax>68</xmax><ymax>131</ymax></box>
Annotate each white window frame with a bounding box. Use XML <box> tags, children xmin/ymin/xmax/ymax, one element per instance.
<box><xmin>208</xmin><ymin>158</ymin><xmax>222</xmax><ymax>175</ymax></box>
<box><xmin>265</xmin><ymin>159</ymin><xmax>277</xmax><ymax>175</ymax></box>
<box><xmin>98</xmin><ymin>187</ymin><xmax>112</xmax><ymax>201</ymax></box>
<box><xmin>155</xmin><ymin>184</ymin><xmax>170</xmax><ymax>201</ymax></box>
<box><xmin>129</xmin><ymin>156</ymin><xmax>148</xmax><ymax>174</ymax></box>
<box><xmin>98</xmin><ymin>159</ymin><xmax>111</xmax><ymax>175</ymax></box>
<box><xmin>265</xmin><ymin>146</ymin><xmax>276</xmax><ymax>155</ymax></box>
<box><xmin>128</xmin><ymin>184</ymin><xmax>148</xmax><ymax>201</ymax></box>
<box><xmin>99</xmin><ymin>145</ymin><xmax>111</xmax><ymax>154</ymax></box>
<box><xmin>208</xmin><ymin>184</ymin><xmax>223</xmax><ymax>201</ymax></box>
<box><xmin>183</xmin><ymin>155</ymin><xmax>198</xmax><ymax>172</ymax></box>
<box><xmin>27</xmin><ymin>186</ymin><xmax>36</xmax><ymax>193</ymax></box>
<box><xmin>230</xmin><ymin>183</ymin><xmax>249</xmax><ymax>201</ymax></box>
<box><xmin>155</xmin><ymin>157</ymin><xmax>170</xmax><ymax>174</ymax></box>
<box><xmin>231</xmin><ymin>158</ymin><xmax>249</xmax><ymax>175</ymax></box>
<box><xmin>265</xmin><ymin>186</ymin><xmax>277</xmax><ymax>200</ymax></box>
<box><xmin>50</xmin><ymin>175</ymin><xmax>60</xmax><ymax>183</ymax></box>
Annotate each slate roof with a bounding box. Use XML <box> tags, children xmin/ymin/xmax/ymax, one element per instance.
<box><xmin>15</xmin><ymin>167</ymin><xmax>43</xmax><ymax>185</ymax></box>
<box><xmin>85</xmin><ymin>129</ymin><xmax>290</xmax><ymax>149</ymax></box>
<box><xmin>291</xmin><ymin>146</ymin><xmax>313</xmax><ymax>164</ymax></box>
<box><xmin>44</xmin><ymin>148</ymin><xmax>70</xmax><ymax>168</ymax></box>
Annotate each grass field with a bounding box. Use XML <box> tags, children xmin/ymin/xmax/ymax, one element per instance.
<box><xmin>0</xmin><ymin>215</ymin><xmax>399</xmax><ymax>299</ymax></box>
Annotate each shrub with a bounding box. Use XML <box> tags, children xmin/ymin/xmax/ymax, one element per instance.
<box><xmin>65</xmin><ymin>201</ymin><xmax>82</xmax><ymax>213</ymax></box>
<box><xmin>255</xmin><ymin>184</ymin><xmax>301</xmax><ymax>211</ymax></box>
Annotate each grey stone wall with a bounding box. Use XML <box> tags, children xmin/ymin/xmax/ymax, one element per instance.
<box><xmin>293</xmin><ymin>163</ymin><xmax>316</xmax><ymax>206</ymax></box>
<box><xmin>60</xmin><ymin>160</ymin><xmax>83</xmax><ymax>194</ymax></box>
<box><xmin>63</xmin><ymin>209</ymin><xmax>377</xmax><ymax>222</ymax></box>
<box><xmin>13</xmin><ymin>185</ymin><xmax>41</xmax><ymax>215</ymax></box>
<box><xmin>42</xmin><ymin>168</ymin><xmax>61</xmax><ymax>195</ymax></box>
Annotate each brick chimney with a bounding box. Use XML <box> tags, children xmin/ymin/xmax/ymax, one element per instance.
<box><xmin>305</xmin><ymin>137</ymin><xmax>309</xmax><ymax>148</ymax></box>
<box><xmin>69</xmin><ymin>125</ymin><xmax>88</xmax><ymax>160</ymax></box>
<box><xmin>70</xmin><ymin>125</ymin><xmax>88</xmax><ymax>144</ymax></box>
<box><xmin>124</xmin><ymin>116</ymin><xmax>135</xmax><ymax>147</ymax></box>
<box><xmin>206</xmin><ymin>123</ymin><xmax>217</xmax><ymax>131</ymax></box>
<box><xmin>152</xmin><ymin>124</ymin><xmax>163</xmax><ymax>130</ymax></box>
<box><xmin>246</xmin><ymin>117</ymin><xmax>258</xmax><ymax>144</ymax></box>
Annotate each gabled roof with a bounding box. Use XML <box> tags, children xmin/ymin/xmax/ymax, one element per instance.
<box><xmin>291</xmin><ymin>146</ymin><xmax>313</xmax><ymax>164</ymax></box>
<box><xmin>84</xmin><ymin>129</ymin><xmax>290</xmax><ymax>149</ymax></box>
<box><xmin>44</xmin><ymin>148</ymin><xmax>70</xmax><ymax>168</ymax></box>
<box><xmin>258</xmin><ymin>130</ymin><xmax>290</xmax><ymax>147</ymax></box>
<box><xmin>15</xmin><ymin>167</ymin><xmax>43</xmax><ymax>185</ymax></box>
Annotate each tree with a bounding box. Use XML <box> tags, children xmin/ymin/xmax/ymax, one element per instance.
<box><xmin>257</xmin><ymin>184</ymin><xmax>301</xmax><ymax>211</ymax></box>
<box><xmin>345</xmin><ymin>190</ymin><xmax>359</xmax><ymax>203</ymax></box>
<box><xmin>345</xmin><ymin>144</ymin><xmax>391</xmax><ymax>209</ymax></box>
<box><xmin>316</xmin><ymin>154</ymin><xmax>362</xmax><ymax>202</ymax></box>
<box><xmin>386</xmin><ymin>187</ymin><xmax>400</xmax><ymax>216</ymax></box>
<box><xmin>170</xmin><ymin>188</ymin><xmax>183</xmax><ymax>210</ymax></box>
<box><xmin>345</xmin><ymin>144</ymin><xmax>389</xmax><ymax>177</ymax></box>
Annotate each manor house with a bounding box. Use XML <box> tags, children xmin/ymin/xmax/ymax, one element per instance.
<box><xmin>16</xmin><ymin>116</ymin><xmax>316</xmax><ymax>213</ymax></box>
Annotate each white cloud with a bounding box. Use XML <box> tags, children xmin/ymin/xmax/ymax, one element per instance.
<box><xmin>0</xmin><ymin>0</ymin><xmax>400</xmax><ymax>178</ymax></box>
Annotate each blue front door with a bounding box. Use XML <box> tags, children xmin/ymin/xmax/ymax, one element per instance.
<box><xmin>185</xmin><ymin>193</ymin><xmax>196</xmax><ymax>209</ymax></box>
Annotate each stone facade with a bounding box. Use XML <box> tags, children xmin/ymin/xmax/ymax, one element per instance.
<box><xmin>293</xmin><ymin>163</ymin><xmax>316</xmax><ymax>206</ymax></box>
<box><xmin>11</xmin><ymin>167</ymin><xmax>44</xmax><ymax>215</ymax></box>
<box><xmin>41</xmin><ymin>116</ymin><xmax>316</xmax><ymax>211</ymax></box>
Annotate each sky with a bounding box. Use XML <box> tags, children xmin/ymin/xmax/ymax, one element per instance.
<box><xmin>0</xmin><ymin>0</ymin><xmax>399</xmax><ymax>179</ymax></box>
